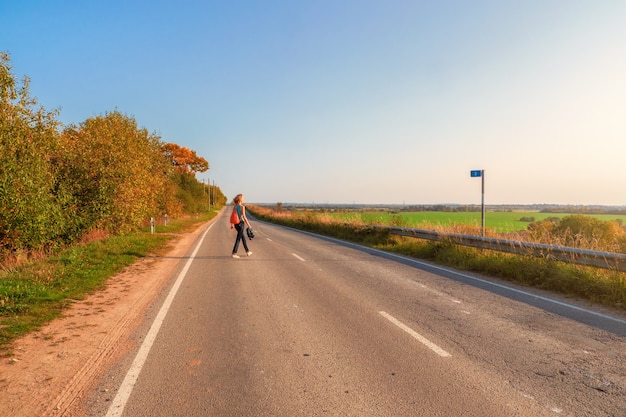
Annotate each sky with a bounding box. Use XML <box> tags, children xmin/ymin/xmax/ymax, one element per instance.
<box><xmin>2</xmin><ymin>1</ymin><xmax>625</xmax><ymax>206</ymax></box>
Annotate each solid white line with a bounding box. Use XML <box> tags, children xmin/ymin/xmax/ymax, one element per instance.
<box><xmin>292</xmin><ymin>253</ymin><xmax>305</xmax><ymax>261</ymax></box>
<box><xmin>300</xmin><ymin>231</ymin><xmax>626</xmax><ymax>327</ymax></box>
<box><xmin>379</xmin><ymin>311</ymin><xmax>451</xmax><ymax>358</ymax></box>
<box><xmin>105</xmin><ymin>223</ymin><xmax>214</xmax><ymax>417</ymax></box>
<box><xmin>397</xmin><ymin>255</ymin><xmax>626</xmax><ymax>325</ymax></box>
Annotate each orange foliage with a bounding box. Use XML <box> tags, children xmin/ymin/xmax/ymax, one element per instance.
<box><xmin>162</xmin><ymin>143</ymin><xmax>209</xmax><ymax>174</ymax></box>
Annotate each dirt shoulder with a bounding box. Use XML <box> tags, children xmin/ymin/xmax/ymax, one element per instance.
<box><xmin>0</xmin><ymin>221</ymin><xmax>210</xmax><ymax>417</ymax></box>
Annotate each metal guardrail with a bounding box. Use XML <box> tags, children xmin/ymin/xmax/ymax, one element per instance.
<box><xmin>386</xmin><ymin>226</ymin><xmax>626</xmax><ymax>272</ymax></box>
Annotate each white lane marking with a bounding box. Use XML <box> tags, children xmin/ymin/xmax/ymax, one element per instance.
<box><xmin>400</xmin><ymin>279</ymin><xmax>464</xmax><ymax>309</ymax></box>
<box><xmin>305</xmin><ymin>232</ymin><xmax>626</xmax><ymax>327</ymax></box>
<box><xmin>105</xmin><ymin>223</ymin><xmax>214</xmax><ymax>417</ymax></box>
<box><xmin>379</xmin><ymin>311</ymin><xmax>451</xmax><ymax>358</ymax></box>
<box><xmin>373</xmin><ymin>250</ymin><xmax>626</xmax><ymax>326</ymax></box>
<box><xmin>292</xmin><ymin>253</ymin><xmax>305</xmax><ymax>261</ymax></box>
<box><xmin>266</xmin><ymin>238</ymin><xmax>273</xmax><ymax>242</ymax></box>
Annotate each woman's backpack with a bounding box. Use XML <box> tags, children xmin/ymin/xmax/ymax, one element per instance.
<box><xmin>229</xmin><ymin>206</ymin><xmax>240</xmax><ymax>224</ymax></box>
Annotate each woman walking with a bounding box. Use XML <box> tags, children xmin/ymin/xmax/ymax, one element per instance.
<box><xmin>231</xmin><ymin>194</ymin><xmax>252</xmax><ymax>258</ymax></box>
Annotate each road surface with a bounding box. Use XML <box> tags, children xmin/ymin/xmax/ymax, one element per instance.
<box><xmin>88</xmin><ymin>211</ymin><xmax>626</xmax><ymax>416</ymax></box>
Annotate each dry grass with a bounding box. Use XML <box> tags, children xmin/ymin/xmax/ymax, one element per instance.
<box><xmin>78</xmin><ymin>228</ymin><xmax>111</xmax><ymax>245</ymax></box>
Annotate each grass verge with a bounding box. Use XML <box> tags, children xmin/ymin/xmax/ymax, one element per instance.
<box><xmin>0</xmin><ymin>211</ymin><xmax>218</xmax><ymax>355</ymax></box>
<box><xmin>249</xmin><ymin>206</ymin><xmax>626</xmax><ymax>312</ymax></box>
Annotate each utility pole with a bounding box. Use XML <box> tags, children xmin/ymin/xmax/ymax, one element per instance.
<box><xmin>207</xmin><ymin>178</ymin><xmax>211</xmax><ymax>211</ymax></box>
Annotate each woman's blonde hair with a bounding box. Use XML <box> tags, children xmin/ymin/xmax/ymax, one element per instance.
<box><xmin>233</xmin><ymin>194</ymin><xmax>243</xmax><ymax>204</ymax></box>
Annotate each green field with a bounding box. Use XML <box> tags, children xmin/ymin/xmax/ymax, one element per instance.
<box><xmin>327</xmin><ymin>211</ymin><xmax>626</xmax><ymax>233</ymax></box>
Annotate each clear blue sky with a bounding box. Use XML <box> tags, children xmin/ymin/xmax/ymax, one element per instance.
<box><xmin>2</xmin><ymin>1</ymin><xmax>625</xmax><ymax>205</ymax></box>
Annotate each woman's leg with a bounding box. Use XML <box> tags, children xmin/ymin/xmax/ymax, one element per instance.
<box><xmin>232</xmin><ymin>223</ymin><xmax>244</xmax><ymax>254</ymax></box>
<box><xmin>241</xmin><ymin>228</ymin><xmax>250</xmax><ymax>252</ymax></box>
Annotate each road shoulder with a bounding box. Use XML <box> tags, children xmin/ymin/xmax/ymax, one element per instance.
<box><xmin>0</xmin><ymin>221</ymin><xmax>211</xmax><ymax>417</ymax></box>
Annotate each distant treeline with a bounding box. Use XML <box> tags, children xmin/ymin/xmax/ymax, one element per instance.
<box><xmin>0</xmin><ymin>52</ymin><xmax>225</xmax><ymax>254</ymax></box>
<box><xmin>404</xmin><ymin>205</ymin><xmax>626</xmax><ymax>215</ymax></box>
<box><xmin>539</xmin><ymin>207</ymin><xmax>626</xmax><ymax>215</ymax></box>
<box><xmin>276</xmin><ymin>204</ymin><xmax>626</xmax><ymax>215</ymax></box>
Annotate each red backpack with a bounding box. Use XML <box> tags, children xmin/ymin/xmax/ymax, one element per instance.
<box><xmin>229</xmin><ymin>206</ymin><xmax>240</xmax><ymax>224</ymax></box>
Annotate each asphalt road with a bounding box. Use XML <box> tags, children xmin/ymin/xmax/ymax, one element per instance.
<box><xmin>92</xmin><ymin>212</ymin><xmax>626</xmax><ymax>417</ymax></box>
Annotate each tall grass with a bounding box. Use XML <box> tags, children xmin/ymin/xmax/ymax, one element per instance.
<box><xmin>249</xmin><ymin>206</ymin><xmax>626</xmax><ymax>312</ymax></box>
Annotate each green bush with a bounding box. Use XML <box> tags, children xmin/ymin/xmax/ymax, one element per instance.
<box><xmin>172</xmin><ymin>171</ymin><xmax>210</xmax><ymax>213</ymax></box>
<box><xmin>529</xmin><ymin>214</ymin><xmax>626</xmax><ymax>252</ymax></box>
<box><xmin>0</xmin><ymin>52</ymin><xmax>67</xmax><ymax>250</ymax></box>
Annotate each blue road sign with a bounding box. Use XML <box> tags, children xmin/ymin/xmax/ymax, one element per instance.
<box><xmin>470</xmin><ymin>170</ymin><xmax>482</xmax><ymax>177</ymax></box>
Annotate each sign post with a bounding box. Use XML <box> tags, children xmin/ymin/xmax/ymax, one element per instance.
<box><xmin>470</xmin><ymin>170</ymin><xmax>485</xmax><ymax>236</ymax></box>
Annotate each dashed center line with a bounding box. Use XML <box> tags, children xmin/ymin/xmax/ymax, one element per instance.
<box><xmin>379</xmin><ymin>311</ymin><xmax>451</xmax><ymax>358</ymax></box>
<box><xmin>292</xmin><ymin>253</ymin><xmax>305</xmax><ymax>261</ymax></box>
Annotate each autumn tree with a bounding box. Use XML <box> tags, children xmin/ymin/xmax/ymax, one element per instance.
<box><xmin>160</xmin><ymin>142</ymin><xmax>214</xmax><ymax>213</ymax></box>
<box><xmin>161</xmin><ymin>142</ymin><xmax>209</xmax><ymax>174</ymax></box>
<box><xmin>58</xmin><ymin>111</ymin><xmax>170</xmax><ymax>234</ymax></box>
